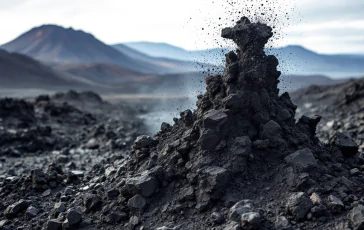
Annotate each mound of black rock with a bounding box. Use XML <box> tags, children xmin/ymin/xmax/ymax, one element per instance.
<box><xmin>1</xmin><ymin>17</ymin><xmax>363</xmax><ymax>230</ymax></box>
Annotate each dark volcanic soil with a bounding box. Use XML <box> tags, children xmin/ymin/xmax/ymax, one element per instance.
<box><xmin>1</xmin><ymin>17</ymin><xmax>364</xmax><ymax>230</ymax></box>
<box><xmin>0</xmin><ymin>90</ymin><xmax>147</xmax><ymax>179</ymax></box>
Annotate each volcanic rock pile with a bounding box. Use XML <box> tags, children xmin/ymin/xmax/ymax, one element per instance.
<box><xmin>1</xmin><ymin>17</ymin><xmax>364</xmax><ymax>230</ymax></box>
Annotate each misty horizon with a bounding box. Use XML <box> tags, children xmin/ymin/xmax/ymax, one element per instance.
<box><xmin>1</xmin><ymin>0</ymin><xmax>364</xmax><ymax>54</ymax></box>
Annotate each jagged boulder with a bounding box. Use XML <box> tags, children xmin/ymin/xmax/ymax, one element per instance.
<box><xmin>285</xmin><ymin>192</ymin><xmax>313</xmax><ymax>221</ymax></box>
<box><xmin>330</xmin><ymin>132</ymin><xmax>359</xmax><ymax>157</ymax></box>
<box><xmin>284</xmin><ymin>148</ymin><xmax>317</xmax><ymax>171</ymax></box>
<box><xmin>4</xmin><ymin>200</ymin><xmax>30</xmax><ymax>219</ymax></box>
<box><xmin>229</xmin><ymin>200</ymin><xmax>256</xmax><ymax>222</ymax></box>
<box><xmin>348</xmin><ymin>205</ymin><xmax>364</xmax><ymax>230</ymax></box>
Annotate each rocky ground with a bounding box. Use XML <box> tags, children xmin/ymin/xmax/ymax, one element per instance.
<box><xmin>291</xmin><ymin>78</ymin><xmax>364</xmax><ymax>153</ymax></box>
<box><xmin>0</xmin><ymin>90</ymin><xmax>147</xmax><ymax>182</ymax></box>
<box><xmin>1</xmin><ymin>17</ymin><xmax>364</xmax><ymax>230</ymax></box>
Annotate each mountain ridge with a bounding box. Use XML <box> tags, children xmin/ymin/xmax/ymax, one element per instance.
<box><xmin>121</xmin><ymin>42</ymin><xmax>364</xmax><ymax>78</ymax></box>
<box><xmin>1</xmin><ymin>24</ymin><xmax>199</xmax><ymax>74</ymax></box>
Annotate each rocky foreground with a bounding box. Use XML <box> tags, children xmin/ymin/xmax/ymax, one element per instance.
<box><xmin>1</xmin><ymin>17</ymin><xmax>364</xmax><ymax>230</ymax></box>
<box><xmin>0</xmin><ymin>90</ymin><xmax>146</xmax><ymax>187</ymax></box>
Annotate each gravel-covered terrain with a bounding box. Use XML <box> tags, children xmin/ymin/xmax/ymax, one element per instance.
<box><xmin>1</xmin><ymin>17</ymin><xmax>364</xmax><ymax>230</ymax></box>
<box><xmin>292</xmin><ymin>78</ymin><xmax>364</xmax><ymax>152</ymax></box>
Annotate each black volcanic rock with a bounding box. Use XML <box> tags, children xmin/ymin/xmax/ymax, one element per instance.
<box><xmin>1</xmin><ymin>17</ymin><xmax>364</xmax><ymax>230</ymax></box>
<box><xmin>330</xmin><ymin>132</ymin><xmax>359</xmax><ymax>157</ymax></box>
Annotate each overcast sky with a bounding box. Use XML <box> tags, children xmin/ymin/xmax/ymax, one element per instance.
<box><xmin>0</xmin><ymin>0</ymin><xmax>363</xmax><ymax>54</ymax></box>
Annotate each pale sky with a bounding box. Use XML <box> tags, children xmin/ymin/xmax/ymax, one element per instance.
<box><xmin>1</xmin><ymin>0</ymin><xmax>364</xmax><ymax>54</ymax></box>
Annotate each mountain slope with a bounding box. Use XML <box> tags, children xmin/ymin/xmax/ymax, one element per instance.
<box><xmin>267</xmin><ymin>45</ymin><xmax>364</xmax><ymax>77</ymax></box>
<box><xmin>0</xmin><ymin>25</ymin><xmax>179</xmax><ymax>74</ymax></box>
<box><xmin>53</xmin><ymin>62</ymin><xmax>157</xmax><ymax>85</ymax></box>
<box><xmin>122</xmin><ymin>42</ymin><xmax>364</xmax><ymax>78</ymax></box>
<box><xmin>113</xmin><ymin>44</ymin><xmax>203</xmax><ymax>73</ymax></box>
<box><xmin>0</xmin><ymin>49</ymin><xmax>92</xmax><ymax>88</ymax></box>
<box><xmin>122</xmin><ymin>42</ymin><xmax>191</xmax><ymax>60</ymax></box>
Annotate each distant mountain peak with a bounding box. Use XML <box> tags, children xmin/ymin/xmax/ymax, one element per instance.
<box><xmin>1</xmin><ymin>25</ymin><xmax>198</xmax><ymax>74</ymax></box>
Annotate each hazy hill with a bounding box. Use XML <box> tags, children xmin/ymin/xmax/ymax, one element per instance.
<box><xmin>122</xmin><ymin>42</ymin><xmax>364</xmax><ymax>78</ymax></box>
<box><xmin>113</xmin><ymin>44</ymin><xmax>203</xmax><ymax>73</ymax></box>
<box><xmin>0</xmin><ymin>49</ymin><xmax>93</xmax><ymax>88</ymax></box>
<box><xmin>0</xmin><ymin>25</ymin><xmax>194</xmax><ymax>74</ymax></box>
<box><xmin>122</xmin><ymin>42</ymin><xmax>192</xmax><ymax>60</ymax></box>
<box><xmin>53</xmin><ymin>62</ymin><xmax>157</xmax><ymax>85</ymax></box>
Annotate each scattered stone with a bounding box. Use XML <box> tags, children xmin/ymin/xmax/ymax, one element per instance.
<box><xmin>25</xmin><ymin>206</ymin><xmax>38</xmax><ymax>220</ymax></box>
<box><xmin>134</xmin><ymin>135</ymin><xmax>153</xmax><ymax>149</ymax></box>
<box><xmin>223</xmin><ymin>221</ymin><xmax>242</xmax><ymax>230</ymax></box>
<box><xmin>240</xmin><ymin>212</ymin><xmax>261</xmax><ymax>229</ymax></box>
<box><xmin>311</xmin><ymin>205</ymin><xmax>328</xmax><ymax>218</ymax></box>
<box><xmin>211</xmin><ymin>212</ymin><xmax>224</xmax><ymax>224</ymax></box>
<box><xmin>200</xmin><ymin>129</ymin><xmax>220</xmax><ymax>150</ymax></box>
<box><xmin>179</xmin><ymin>186</ymin><xmax>195</xmax><ymax>201</ymax></box>
<box><xmin>54</xmin><ymin>202</ymin><xmax>66</xmax><ymax>217</ymax></box>
<box><xmin>66</xmin><ymin>209</ymin><xmax>82</xmax><ymax>226</ymax></box>
<box><xmin>202</xmin><ymin>110</ymin><xmax>228</xmax><ymax>129</ymax></box>
<box><xmin>107</xmin><ymin>189</ymin><xmax>120</xmax><ymax>199</ymax></box>
<box><xmin>275</xmin><ymin>216</ymin><xmax>293</xmax><ymax>230</ymax></box>
<box><xmin>351</xmin><ymin>168</ymin><xmax>361</xmax><ymax>175</ymax></box>
<box><xmin>127</xmin><ymin>194</ymin><xmax>146</xmax><ymax>210</ymax></box>
<box><xmin>47</xmin><ymin>219</ymin><xmax>62</xmax><ymax>230</ymax></box>
<box><xmin>330</xmin><ymin>132</ymin><xmax>359</xmax><ymax>157</ymax></box>
<box><xmin>129</xmin><ymin>216</ymin><xmax>140</xmax><ymax>230</ymax></box>
<box><xmin>123</xmin><ymin>172</ymin><xmax>158</xmax><ymax>197</ymax></box>
<box><xmin>229</xmin><ymin>200</ymin><xmax>255</xmax><ymax>222</ymax></box>
<box><xmin>85</xmin><ymin>138</ymin><xmax>99</xmax><ymax>149</ymax></box>
<box><xmin>42</xmin><ymin>189</ymin><xmax>51</xmax><ymax>197</ymax></box>
<box><xmin>348</xmin><ymin>205</ymin><xmax>364</xmax><ymax>230</ymax></box>
<box><xmin>328</xmin><ymin>195</ymin><xmax>344</xmax><ymax>213</ymax></box>
<box><xmin>56</xmin><ymin>154</ymin><xmax>69</xmax><ymax>163</ymax></box>
<box><xmin>229</xmin><ymin>136</ymin><xmax>252</xmax><ymax>156</ymax></box>
<box><xmin>105</xmin><ymin>211</ymin><xmax>128</xmax><ymax>224</ymax></box>
<box><xmin>84</xmin><ymin>194</ymin><xmax>103</xmax><ymax>213</ymax></box>
<box><xmin>310</xmin><ymin>193</ymin><xmax>322</xmax><ymax>205</ymax></box>
<box><xmin>284</xmin><ymin>148</ymin><xmax>317</xmax><ymax>171</ymax></box>
<box><xmin>286</xmin><ymin>192</ymin><xmax>313</xmax><ymax>220</ymax></box>
<box><xmin>4</xmin><ymin>199</ymin><xmax>30</xmax><ymax>218</ymax></box>
<box><xmin>252</xmin><ymin>139</ymin><xmax>269</xmax><ymax>149</ymax></box>
<box><xmin>261</xmin><ymin>120</ymin><xmax>282</xmax><ymax>140</ymax></box>
<box><xmin>156</xmin><ymin>226</ymin><xmax>181</xmax><ymax>230</ymax></box>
